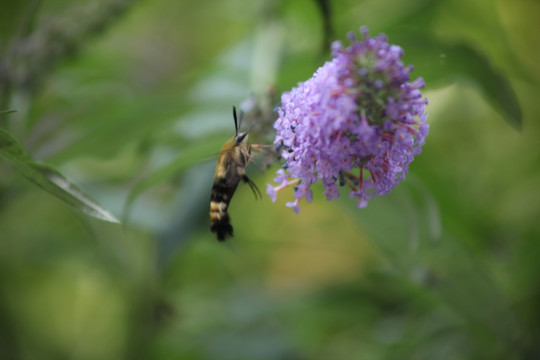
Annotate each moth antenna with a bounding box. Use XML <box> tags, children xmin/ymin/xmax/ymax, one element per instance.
<box><xmin>232</xmin><ymin>105</ymin><xmax>239</xmax><ymax>136</ymax></box>
<box><xmin>238</xmin><ymin>109</ymin><xmax>244</xmax><ymax>131</ymax></box>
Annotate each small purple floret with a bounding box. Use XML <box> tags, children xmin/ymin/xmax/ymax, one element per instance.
<box><xmin>266</xmin><ymin>184</ymin><xmax>277</xmax><ymax>203</ymax></box>
<box><xmin>286</xmin><ymin>200</ymin><xmax>301</xmax><ymax>214</ymax></box>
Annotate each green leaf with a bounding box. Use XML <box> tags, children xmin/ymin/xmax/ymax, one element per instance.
<box><xmin>343</xmin><ymin>184</ymin><xmax>521</xmax><ymax>350</ymax></box>
<box><xmin>0</xmin><ymin>109</ymin><xmax>17</xmax><ymax>116</ymax></box>
<box><xmin>312</xmin><ymin>0</ymin><xmax>333</xmax><ymax>51</ymax></box>
<box><xmin>389</xmin><ymin>31</ymin><xmax>523</xmax><ymax>130</ymax></box>
<box><xmin>0</xmin><ymin>128</ymin><xmax>119</xmax><ymax>223</ymax></box>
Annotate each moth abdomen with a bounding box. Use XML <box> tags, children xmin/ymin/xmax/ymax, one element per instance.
<box><xmin>209</xmin><ymin>177</ymin><xmax>238</xmax><ymax>241</ymax></box>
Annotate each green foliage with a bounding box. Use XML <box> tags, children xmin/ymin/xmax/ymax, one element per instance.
<box><xmin>389</xmin><ymin>32</ymin><xmax>523</xmax><ymax>130</ymax></box>
<box><xmin>0</xmin><ymin>128</ymin><xmax>118</xmax><ymax>223</ymax></box>
<box><xmin>0</xmin><ymin>0</ymin><xmax>539</xmax><ymax>359</ymax></box>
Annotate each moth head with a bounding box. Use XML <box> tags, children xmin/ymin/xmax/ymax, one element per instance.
<box><xmin>235</xmin><ymin>132</ymin><xmax>248</xmax><ymax>144</ymax></box>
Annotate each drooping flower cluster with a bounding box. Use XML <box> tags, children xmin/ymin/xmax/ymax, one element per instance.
<box><xmin>267</xmin><ymin>27</ymin><xmax>429</xmax><ymax>212</ymax></box>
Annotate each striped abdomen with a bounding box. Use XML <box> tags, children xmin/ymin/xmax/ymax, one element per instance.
<box><xmin>209</xmin><ymin>175</ymin><xmax>239</xmax><ymax>241</ymax></box>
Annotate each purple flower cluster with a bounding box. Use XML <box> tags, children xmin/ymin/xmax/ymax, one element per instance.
<box><xmin>267</xmin><ymin>27</ymin><xmax>429</xmax><ymax>211</ymax></box>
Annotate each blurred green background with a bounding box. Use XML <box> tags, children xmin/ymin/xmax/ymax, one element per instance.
<box><xmin>1</xmin><ymin>0</ymin><xmax>539</xmax><ymax>359</ymax></box>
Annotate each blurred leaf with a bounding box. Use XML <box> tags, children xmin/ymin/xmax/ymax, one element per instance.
<box><xmin>8</xmin><ymin>0</ymin><xmax>138</xmax><ymax>92</ymax></box>
<box><xmin>312</xmin><ymin>0</ymin><xmax>333</xmax><ymax>52</ymax></box>
<box><xmin>0</xmin><ymin>0</ymin><xmax>34</xmax><ymax>46</ymax></box>
<box><xmin>342</xmin><ymin>184</ymin><xmax>523</xmax><ymax>357</ymax></box>
<box><xmin>389</xmin><ymin>31</ymin><xmax>522</xmax><ymax>130</ymax></box>
<box><xmin>0</xmin><ymin>128</ymin><xmax>119</xmax><ymax>223</ymax></box>
<box><xmin>0</xmin><ymin>110</ymin><xmax>17</xmax><ymax>116</ymax></box>
<box><xmin>123</xmin><ymin>137</ymin><xmax>222</xmax><ymax>225</ymax></box>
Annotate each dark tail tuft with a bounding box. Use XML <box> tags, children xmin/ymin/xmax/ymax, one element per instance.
<box><xmin>210</xmin><ymin>220</ymin><xmax>234</xmax><ymax>241</ymax></box>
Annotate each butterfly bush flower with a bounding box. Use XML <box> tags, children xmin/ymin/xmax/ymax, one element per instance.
<box><xmin>267</xmin><ymin>26</ymin><xmax>429</xmax><ymax>211</ymax></box>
